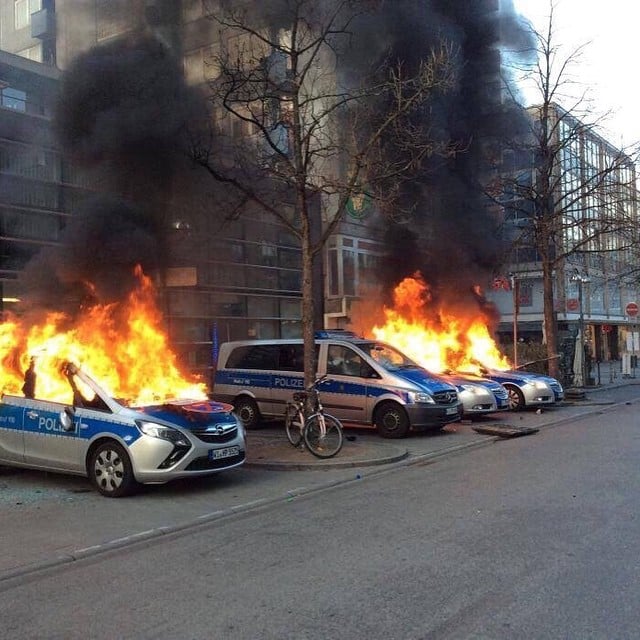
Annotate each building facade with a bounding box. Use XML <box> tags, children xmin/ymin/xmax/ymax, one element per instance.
<box><xmin>0</xmin><ymin>48</ymin><xmax>93</xmax><ymax>313</ymax></box>
<box><xmin>488</xmin><ymin>103</ymin><xmax>640</xmax><ymax>380</ymax></box>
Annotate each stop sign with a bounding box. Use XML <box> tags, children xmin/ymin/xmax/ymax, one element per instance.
<box><xmin>626</xmin><ymin>302</ymin><xmax>639</xmax><ymax>317</ymax></box>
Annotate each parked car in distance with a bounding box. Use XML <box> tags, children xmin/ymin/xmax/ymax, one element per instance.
<box><xmin>526</xmin><ymin>371</ymin><xmax>565</xmax><ymax>403</ymax></box>
<box><xmin>440</xmin><ymin>372</ymin><xmax>510</xmax><ymax>418</ymax></box>
<box><xmin>468</xmin><ymin>366</ymin><xmax>562</xmax><ymax>411</ymax></box>
<box><xmin>0</xmin><ymin>361</ymin><xmax>246</xmax><ymax>497</ymax></box>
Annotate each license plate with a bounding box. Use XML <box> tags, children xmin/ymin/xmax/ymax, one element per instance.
<box><xmin>446</xmin><ymin>406</ymin><xmax>459</xmax><ymax>415</ymax></box>
<box><xmin>209</xmin><ymin>446</ymin><xmax>240</xmax><ymax>460</ymax></box>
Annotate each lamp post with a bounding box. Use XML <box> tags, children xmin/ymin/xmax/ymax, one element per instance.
<box><xmin>571</xmin><ymin>272</ymin><xmax>591</xmax><ymax>387</ymax></box>
<box><xmin>510</xmin><ymin>273</ymin><xmax>518</xmax><ymax>368</ymax></box>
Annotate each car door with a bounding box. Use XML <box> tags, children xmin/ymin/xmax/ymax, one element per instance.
<box><xmin>321</xmin><ymin>344</ymin><xmax>371</xmax><ymax>424</ymax></box>
<box><xmin>23</xmin><ymin>399</ymin><xmax>82</xmax><ymax>472</ymax></box>
<box><xmin>0</xmin><ymin>397</ymin><xmax>26</xmax><ymax>464</ymax></box>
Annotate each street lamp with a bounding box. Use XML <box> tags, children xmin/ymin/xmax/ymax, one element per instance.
<box><xmin>570</xmin><ymin>271</ymin><xmax>591</xmax><ymax>387</ymax></box>
<box><xmin>509</xmin><ymin>273</ymin><xmax>519</xmax><ymax>368</ymax></box>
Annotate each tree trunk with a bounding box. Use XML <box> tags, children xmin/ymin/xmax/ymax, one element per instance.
<box><xmin>300</xmin><ymin>202</ymin><xmax>316</xmax><ymax>391</ymax></box>
<box><xmin>542</xmin><ymin>255</ymin><xmax>560</xmax><ymax>379</ymax></box>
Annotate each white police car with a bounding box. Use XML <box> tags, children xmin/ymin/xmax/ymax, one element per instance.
<box><xmin>0</xmin><ymin>361</ymin><xmax>246</xmax><ymax>497</ymax></box>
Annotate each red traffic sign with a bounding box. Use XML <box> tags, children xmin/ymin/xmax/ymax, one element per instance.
<box><xmin>566</xmin><ymin>298</ymin><xmax>579</xmax><ymax>312</ymax></box>
<box><xmin>626</xmin><ymin>302</ymin><xmax>639</xmax><ymax>317</ymax></box>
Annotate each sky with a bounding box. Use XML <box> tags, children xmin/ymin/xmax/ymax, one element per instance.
<box><xmin>512</xmin><ymin>0</ymin><xmax>640</xmax><ymax>148</ymax></box>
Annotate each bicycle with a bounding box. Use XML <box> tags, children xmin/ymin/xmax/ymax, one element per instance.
<box><xmin>284</xmin><ymin>374</ymin><xmax>344</xmax><ymax>458</ymax></box>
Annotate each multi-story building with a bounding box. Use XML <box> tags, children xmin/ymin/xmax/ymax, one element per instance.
<box><xmin>488</xmin><ymin>103</ymin><xmax>640</xmax><ymax>379</ymax></box>
<box><xmin>7</xmin><ymin>0</ymin><xmax>622</xmax><ymax>389</ymax></box>
<box><xmin>0</xmin><ymin>0</ymin><xmax>389</xmax><ymax>382</ymax></box>
<box><xmin>0</xmin><ymin>48</ymin><xmax>93</xmax><ymax>313</ymax></box>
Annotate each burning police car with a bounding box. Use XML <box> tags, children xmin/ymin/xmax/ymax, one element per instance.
<box><xmin>470</xmin><ymin>366</ymin><xmax>563</xmax><ymax>411</ymax></box>
<box><xmin>0</xmin><ymin>361</ymin><xmax>246</xmax><ymax>497</ymax></box>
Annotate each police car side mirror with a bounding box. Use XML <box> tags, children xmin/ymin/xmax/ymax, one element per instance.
<box><xmin>59</xmin><ymin>408</ymin><xmax>75</xmax><ymax>432</ymax></box>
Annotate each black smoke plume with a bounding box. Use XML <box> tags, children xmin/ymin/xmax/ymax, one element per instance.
<box><xmin>355</xmin><ymin>0</ymin><xmax>535</xmax><ymax>312</ymax></box>
<box><xmin>18</xmin><ymin>33</ymin><xmax>205</xmax><ymax>316</ymax></box>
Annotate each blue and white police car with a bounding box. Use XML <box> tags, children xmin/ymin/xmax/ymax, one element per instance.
<box><xmin>0</xmin><ymin>361</ymin><xmax>246</xmax><ymax>497</ymax></box>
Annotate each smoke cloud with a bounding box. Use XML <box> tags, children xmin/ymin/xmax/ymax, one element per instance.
<box><xmin>349</xmin><ymin>0</ymin><xmax>536</xmax><ymax>314</ymax></box>
<box><xmin>16</xmin><ymin>2</ymin><xmax>534</xmax><ymax>330</ymax></box>
<box><xmin>18</xmin><ymin>33</ymin><xmax>205</xmax><ymax>316</ymax></box>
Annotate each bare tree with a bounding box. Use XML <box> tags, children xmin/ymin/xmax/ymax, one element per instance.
<box><xmin>190</xmin><ymin>0</ymin><xmax>459</xmax><ymax>386</ymax></box>
<box><xmin>495</xmin><ymin>0</ymin><xmax>639</xmax><ymax>379</ymax></box>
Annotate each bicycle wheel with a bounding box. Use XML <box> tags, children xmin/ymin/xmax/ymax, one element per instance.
<box><xmin>303</xmin><ymin>413</ymin><xmax>344</xmax><ymax>459</ymax></box>
<box><xmin>284</xmin><ymin>404</ymin><xmax>304</xmax><ymax>447</ymax></box>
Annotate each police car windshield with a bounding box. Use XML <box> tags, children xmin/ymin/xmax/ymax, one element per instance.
<box><xmin>360</xmin><ymin>342</ymin><xmax>418</xmax><ymax>371</ymax></box>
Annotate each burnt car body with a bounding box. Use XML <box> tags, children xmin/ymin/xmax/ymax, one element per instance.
<box><xmin>0</xmin><ymin>362</ymin><xmax>246</xmax><ymax>497</ymax></box>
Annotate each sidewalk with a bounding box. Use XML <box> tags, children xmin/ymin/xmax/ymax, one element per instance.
<box><xmin>245</xmin><ymin>360</ymin><xmax>636</xmax><ymax>470</ymax></box>
<box><xmin>569</xmin><ymin>358</ymin><xmax>639</xmax><ymax>388</ymax></box>
<box><xmin>245</xmin><ymin>432</ymin><xmax>409</xmax><ymax>470</ymax></box>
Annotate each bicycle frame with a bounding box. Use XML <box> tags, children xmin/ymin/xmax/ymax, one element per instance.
<box><xmin>284</xmin><ymin>375</ymin><xmax>343</xmax><ymax>458</ymax></box>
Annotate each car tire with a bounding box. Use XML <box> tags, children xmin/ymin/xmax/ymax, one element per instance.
<box><xmin>505</xmin><ymin>385</ymin><xmax>525</xmax><ymax>411</ymax></box>
<box><xmin>89</xmin><ymin>441</ymin><xmax>139</xmax><ymax>498</ymax></box>
<box><xmin>234</xmin><ymin>396</ymin><xmax>261</xmax><ymax>430</ymax></box>
<box><xmin>374</xmin><ymin>402</ymin><xmax>410</xmax><ymax>438</ymax></box>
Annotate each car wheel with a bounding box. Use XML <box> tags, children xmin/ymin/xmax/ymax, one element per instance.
<box><xmin>89</xmin><ymin>441</ymin><xmax>139</xmax><ymax>498</ymax></box>
<box><xmin>374</xmin><ymin>402</ymin><xmax>410</xmax><ymax>438</ymax></box>
<box><xmin>505</xmin><ymin>385</ymin><xmax>525</xmax><ymax>411</ymax></box>
<box><xmin>234</xmin><ymin>396</ymin><xmax>261</xmax><ymax>430</ymax></box>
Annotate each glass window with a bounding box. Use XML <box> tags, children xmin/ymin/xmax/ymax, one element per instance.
<box><xmin>226</xmin><ymin>344</ymin><xmax>279</xmax><ymax>369</ymax></box>
<box><xmin>16</xmin><ymin>43</ymin><xmax>42</xmax><ymax>62</ymax></box>
<box><xmin>280</xmin><ymin>298</ymin><xmax>301</xmax><ymax>320</ymax></box>
<box><xmin>1</xmin><ymin>87</ymin><xmax>27</xmax><ymax>112</ymax></box>
<box><xmin>327</xmin><ymin>345</ymin><xmax>363</xmax><ymax>377</ymax></box>
<box><xmin>277</xmin><ymin>344</ymin><xmax>304</xmax><ymax>372</ymax></box>
<box><xmin>248</xmin><ymin>296</ymin><xmax>277</xmax><ymax>318</ymax></box>
<box><xmin>14</xmin><ymin>0</ymin><xmax>41</xmax><ymax>29</ymax></box>
<box><xmin>326</xmin><ymin>235</ymin><xmax>384</xmax><ymax>299</ymax></box>
<box><xmin>328</xmin><ymin>248</ymin><xmax>339</xmax><ymax>296</ymax></box>
<box><xmin>342</xmin><ymin>249</ymin><xmax>356</xmax><ymax>296</ymax></box>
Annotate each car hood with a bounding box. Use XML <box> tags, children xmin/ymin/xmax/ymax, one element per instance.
<box><xmin>441</xmin><ymin>373</ymin><xmax>504</xmax><ymax>392</ymax></box>
<box><xmin>528</xmin><ymin>373</ymin><xmax>563</xmax><ymax>388</ymax></box>
<box><xmin>480</xmin><ymin>369</ymin><xmax>558</xmax><ymax>388</ymax></box>
<box><xmin>391</xmin><ymin>367</ymin><xmax>458</xmax><ymax>393</ymax></box>
<box><xmin>133</xmin><ymin>400</ymin><xmax>238</xmax><ymax>430</ymax></box>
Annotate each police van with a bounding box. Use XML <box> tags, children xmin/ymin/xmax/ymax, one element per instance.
<box><xmin>213</xmin><ymin>331</ymin><xmax>462</xmax><ymax>438</ymax></box>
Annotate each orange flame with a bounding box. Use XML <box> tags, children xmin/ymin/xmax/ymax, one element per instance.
<box><xmin>0</xmin><ymin>266</ymin><xmax>206</xmax><ymax>405</ymax></box>
<box><xmin>369</xmin><ymin>273</ymin><xmax>510</xmax><ymax>374</ymax></box>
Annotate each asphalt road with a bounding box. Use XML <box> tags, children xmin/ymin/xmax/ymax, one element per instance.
<box><xmin>1</xmin><ymin>386</ymin><xmax>640</xmax><ymax>638</ymax></box>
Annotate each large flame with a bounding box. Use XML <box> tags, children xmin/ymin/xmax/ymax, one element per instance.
<box><xmin>0</xmin><ymin>266</ymin><xmax>206</xmax><ymax>405</ymax></box>
<box><xmin>370</xmin><ymin>273</ymin><xmax>510</xmax><ymax>374</ymax></box>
